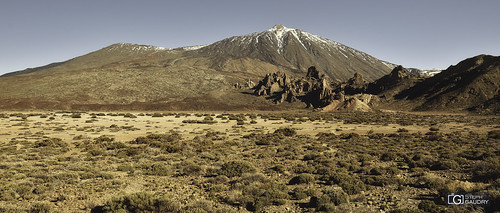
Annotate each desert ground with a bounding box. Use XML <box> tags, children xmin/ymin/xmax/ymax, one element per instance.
<box><xmin>0</xmin><ymin>111</ymin><xmax>498</xmax><ymax>212</ymax></box>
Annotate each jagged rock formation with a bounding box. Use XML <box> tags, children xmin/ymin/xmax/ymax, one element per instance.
<box><xmin>343</xmin><ymin>72</ymin><xmax>367</xmax><ymax>95</ymax></box>
<box><xmin>253</xmin><ymin>66</ymin><xmax>378</xmax><ymax>111</ymax></box>
<box><xmin>367</xmin><ymin>65</ymin><xmax>415</xmax><ymax>95</ymax></box>
<box><xmin>254</xmin><ymin>66</ymin><xmax>334</xmax><ymax>108</ymax></box>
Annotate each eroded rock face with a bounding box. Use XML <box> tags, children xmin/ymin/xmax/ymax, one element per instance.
<box><xmin>253</xmin><ymin>66</ymin><xmax>378</xmax><ymax>111</ymax></box>
<box><xmin>344</xmin><ymin>72</ymin><xmax>367</xmax><ymax>95</ymax></box>
<box><xmin>253</xmin><ymin>66</ymin><xmax>337</xmax><ymax>108</ymax></box>
<box><xmin>366</xmin><ymin>65</ymin><xmax>413</xmax><ymax>94</ymax></box>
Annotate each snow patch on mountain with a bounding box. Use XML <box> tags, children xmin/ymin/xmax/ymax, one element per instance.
<box><xmin>181</xmin><ymin>45</ymin><xmax>207</xmax><ymax>51</ymax></box>
<box><xmin>109</xmin><ymin>43</ymin><xmax>169</xmax><ymax>52</ymax></box>
<box><xmin>264</xmin><ymin>25</ymin><xmax>384</xmax><ymax>64</ymax></box>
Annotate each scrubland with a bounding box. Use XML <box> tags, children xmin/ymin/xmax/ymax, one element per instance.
<box><xmin>0</xmin><ymin>111</ymin><xmax>498</xmax><ymax>212</ymax></box>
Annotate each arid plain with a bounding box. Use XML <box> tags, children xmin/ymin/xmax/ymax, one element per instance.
<box><xmin>0</xmin><ymin>111</ymin><xmax>498</xmax><ymax>212</ymax></box>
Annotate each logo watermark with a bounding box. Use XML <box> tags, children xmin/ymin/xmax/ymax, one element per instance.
<box><xmin>447</xmin><ymin>193</ymin><xmax>490</xmax><ymax>205</ymax></box>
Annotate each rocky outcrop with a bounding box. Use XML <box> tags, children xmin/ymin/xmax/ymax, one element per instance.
<box><xmin>234</xmin><ymin>79</ymin><xmax>256</xmax><ymax>89</ymax></box>
<box><xmin>253</xmin><ymin>66</ymin><xmax>378</xmax><ymax>111</ymax></box>
<box><xmin>253</xmin><ymin>66</ymin><xmax>336</xmax><ymax>108</ymax></box>
<box><xmin>343</xmin><ymin>72</ymin><xmax>367</xmax><ymax>95</ymax></box>
<box><xmin>366</xmin><ymin>65</ymin><xmax>411</xmax><ymax>94</ymax></box>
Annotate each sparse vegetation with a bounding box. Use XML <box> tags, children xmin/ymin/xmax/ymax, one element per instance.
<box><xmin>0</xmin><ymin>111</ymin><xmax>497</xmax><ymax>212</ymax></box>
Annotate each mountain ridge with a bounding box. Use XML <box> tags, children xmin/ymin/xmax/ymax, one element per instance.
<box><xmin>1</xmin><ymin>25</ymin><xmax>496</xmax><ymax>113</ymax></box>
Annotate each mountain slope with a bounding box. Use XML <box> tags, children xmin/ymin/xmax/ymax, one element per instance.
<box><xmin>395</xmin><ymin>54</ymin><xmax>500</xmax><ymax>111</ymax></box>
<box><xmin>190</xmin><ymin>25</ymin><xmax>394</xmax><ymax>81</ymax></box>
<box><xmin>1</xmin><ymin>43</ymin><xmax>171</xmax><ymax>78</ymax></box>
<box><xmin>0</xmin><ymin>25</ymin><xmax>395</xmax><ymax>110</ymax></box>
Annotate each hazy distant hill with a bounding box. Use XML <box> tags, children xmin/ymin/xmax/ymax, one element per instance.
<box><xmin>0</xmin><ymin>25</ymin><xmax>394</xmax><ymax>110</ymax></box>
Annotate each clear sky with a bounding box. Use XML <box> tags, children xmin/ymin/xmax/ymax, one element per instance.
<box><xmin>1</xmin><ymin>0</ymin><xmax>499</xmax><ymax>75</ymax></box>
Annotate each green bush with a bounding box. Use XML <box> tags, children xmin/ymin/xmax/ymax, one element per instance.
<box><xmin>97</xmin><ymin>192</ymin><xmax>180</xmax><ymax>213</ymax></box>
<box><xmin>219</xmin><ymin>161</ymin><xmax>256</xmax><ymax>177</ymax></box>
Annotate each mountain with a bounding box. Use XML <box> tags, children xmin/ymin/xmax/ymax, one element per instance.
<box><xmin>395</xmin><ymin>54</ymin><xmax>500</xmax><ymax>112</ymax></box>
<box><xmin>2</xmin><ymin>43</ymin><xmax>171</xmax><ymax>77</ymax></box>
<box><xmin>0</xmin><ymin>25</ymin><xmax>394</xmax><ymax>110</ymax></box>
<box><xmin>366</xmin><ymin>65</ymin><xmax>422</xmax><ymax>97</ymax></box>
<box><xmin>190</xmin><ymin>24</ymin><xmax>394</xmax><ymax>81</ymax></box>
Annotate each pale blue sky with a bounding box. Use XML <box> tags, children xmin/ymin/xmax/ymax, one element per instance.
<box><xmin>1</xmin><ymin>0</ymin><xmax>499</xmax><ymax>75</ymax></box>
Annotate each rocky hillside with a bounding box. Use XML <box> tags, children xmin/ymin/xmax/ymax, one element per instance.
<box><xmin>250</xmin><ymin>55</ymin><xmax>500</xmax><ymax>114</ymax></box>
<box><xmin>252</xmin><ymin>66</ymin><xmax>379</xmax><ymax>112</ymax></box>
<box><xmin>395</xmin><ymin>55</ymin><xmax>500</xmax><ymax>112</ymax></box>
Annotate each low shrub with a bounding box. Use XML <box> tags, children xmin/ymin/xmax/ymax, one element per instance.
<box><xmin>381</xmin><ymin>152</ymin><xmax>397</xmax><ymax>161</ymax></box>
<box><xmin>323</xmin><ymin>171</ymin><xmax>367</xmax><ymax>195</ymax></box>
<box><xmin>487</xmin><ymin>130</ymin><xmax>500</xmax><ymax>139</ymax></box>
<box><xmin>417</xmin><ymin>200</ymin><xmax>442</xmax><ymax>213</ymax></box>
<box><xmin>132</xmin><ymin>134</ymin><xmax>184</xmax><ymax>153</ymax></box>
<box><xmin>309</xmin><ymin>188</ymin><xmax>348</xmax><ymax>210</ymax></box>
<box><xmin>429</xmin><ymin>127</ymin><xmax>439</xmax><ymax>131</ymax></box>
<box><xmin>389</xmin><ymin>208</ymin><xmax>424</xmax><ymax>213</ymax></box>
<box><xmin>290</xmin><ymin>187</ymin><xmax>312</xmax><ymax>200</ymax></box>
<box><xmin>117</xmin><ymin>164</ymin><xmax>134</xmax><ymax>173</ymax></box>
<box><xmin>219</xmin><ymin>161</ymin><xmax>256</xmax><ymax>177</ymax></box>
<box><xmin>96</xmin><ymin>192</ymin><xmax>180</xmax><ymax>213</ymax></box>
<box><xmin>288</xmin><ymin>174</ymin><xmax>315</xmax><ymax>185</ymax></box>
<box><xmin>471</xmin><ymin>157</ymin><xmax>500</xmax><ymax>182</ymax></box>
<box><xmin>430</xmin><ymin>160</ymin><xmax>459</xmax><ymax>170</ymax></box>
<box><xmin>29</xmin><ymin>201</ymin><xmax>53</xmax><ymax>213</ymax></box>
<box><xmin>145</xmin><ymin>163</ymin><xmax>171</xmax><ymax>176</ymax></box>
<box><xmin>34</xmin><ymin>138</ymin><xmax>67</xmax><ymax>148</ymax></box>
<box><xmin>240</xmin><ymin>182</ymin><xmax>288</xmax><ymax>212</ymax></box>
<box><xmin>274</xmin><ymin>127</ymin><xmax>297</xmax><ymax>137</ymax></box>
<box><xmin>363</xmin><ymin>175</ymin><xmax>401</xmax><ymax>187</ymax></box>
<box><xmin>178</xmin><ymin>161</ymin><xmax>203</xmax><ymax>176</ymax></box>
<box><xmin>151</xmin><ymin>113</ymin><xmax>163</xmax><ymax>117</ymax></box>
